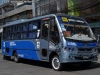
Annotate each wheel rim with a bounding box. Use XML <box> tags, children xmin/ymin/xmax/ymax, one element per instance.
<box><xmin>52</xmin><ymin>57</ymin><xmax>60</xmax><ymax>70</ymax></box>
<box><xmin>14</xmin><ymin>53</ymin><xmax>18</xmax><ymax>62</ymax></box>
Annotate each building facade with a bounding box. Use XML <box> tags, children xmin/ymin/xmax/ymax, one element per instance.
<box><xmin>0</xmin><ymin>0</ymin><xmax>33</xmax><ymax>48</ymax></box>
<box><xmin>34</xmin><ymin>0</ymin><xmax>100</xmax><ymax>38</ymax></box>
<box><xmin>0</xmin><ymin>0</ymin><xmax>100</xmax><ymax>48</ymax></box>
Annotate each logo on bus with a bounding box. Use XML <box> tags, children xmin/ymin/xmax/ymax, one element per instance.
<box><xmin>37</xmin><ymin>42</ymin><xmax>40</xmax><ymax>48</ymax></box>
<box><xmin>67</xmin><ymin>42</ymin><xmax>77</xmax><ymax>46</ymax></box>
<box><xmin>10</xmin><ymin>42</ymin><xmax>16</xmax><ymax>46</ymax></box>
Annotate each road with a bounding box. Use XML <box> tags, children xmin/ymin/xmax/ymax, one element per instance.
<box><xmin>0</xmin><ymin>54</ymin><xmax>100</xmax><ymax>75</ymax></box>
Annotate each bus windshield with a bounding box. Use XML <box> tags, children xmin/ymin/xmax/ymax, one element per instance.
<box><xmin>57</xmin><ymin>16</ymin><xmax>96</xmax><ymax>41</ymax></box>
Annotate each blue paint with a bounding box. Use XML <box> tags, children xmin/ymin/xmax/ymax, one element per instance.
<box><xmin>2</xmin><ymin>40</ymin><xmax>40</xmax><ymax>61</ymax></box>
<box><xmin>66</xmin><ymin>41</ymin><xmax>97</xmax><ymax>48</ymax></box>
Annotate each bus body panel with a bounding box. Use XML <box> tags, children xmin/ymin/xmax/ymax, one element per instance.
<box><xmin>2</xmin><ymin>40</ymin><xmax>40</xmax><ymax>61</ymax></box>
<box><xmin>60</xmin><ymin>40</ymin><xmax>98</xmax><ymax>63</ymax></box>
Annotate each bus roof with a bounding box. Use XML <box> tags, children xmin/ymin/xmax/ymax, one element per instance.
<box><xmin>3</xmin><ymin>14</ymin><xmax>85</xmax><ymax>27</ymax></box>
<box><xmin>4</xmin><ymin>19</ymin><xmax>30</xmax><ymax>27</ymax></box>
<box><xmin>3</xmin><ymin>14</ymin><xmax>56</xmax><ymax>27</ymax></box>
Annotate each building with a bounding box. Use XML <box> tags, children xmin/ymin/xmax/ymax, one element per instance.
<box><xmin>68</xmin><ymin>0</ymin><xmax>100</xmax><ymax>38</ymax></box>
<box><xmin>34</xmin><ymin>0</ymin><xmax>100</xmax><ymax>38</ymax></box>
<box><xmin>0</xmin><ymin>0</ymin><xmax>33</xmax><ymax>48</ymax></box>
<box><xmin>0</xmin><ymin>0</ymin><xmax>100</xmax><ymax>49</ymax></box>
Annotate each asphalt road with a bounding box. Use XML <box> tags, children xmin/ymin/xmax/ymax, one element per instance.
<box><xmin>0</xmin><ymin>54</ymin><xmax>100</xmax><ymax>75</ymax></box>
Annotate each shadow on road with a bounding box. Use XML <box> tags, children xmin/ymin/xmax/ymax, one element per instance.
<box><xmin>63</xmin><ymin>62</ymin><xmax>100</xmax><ymax>71</ymax></box>
<box><xmin>8</xmin><ymin>58</ymin><xmax>100</xmax><ymax>71</ymax></box>
<box><xmin>14</xmin><ymin>59</ymin><xmax>52</xmax><ymax>69</ymax></box>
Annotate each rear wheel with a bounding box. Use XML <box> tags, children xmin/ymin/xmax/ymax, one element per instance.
<box><xmin>51</xmin><ymin>56</ymin><xmax>63</xmax><ymax>71</ymax></box>
<box><xmin>14</xmin><ymin>52</ymin><xmax>20</xmax><ymax>63</ymax></box>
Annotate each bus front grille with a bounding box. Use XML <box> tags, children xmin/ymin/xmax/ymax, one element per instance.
<box><xmin>78</xmin><ymin>48</ymin><xmax>92</xmax><ymax>52</ymax></box>
<box><xmin>75</xmin><ymin>56</ymin><xmax>94</xmax><ymax>60</ymax></box>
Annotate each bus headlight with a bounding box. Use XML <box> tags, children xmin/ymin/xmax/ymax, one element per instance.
<box><xmin>64</xmin><ymin>47</ymin><xmax>77</xmax><ymax>52</ymax></box>
<box><xmin>93</xmin><ymin>49</ymin><xmax>98</xmax><ymax>53</ymax></box>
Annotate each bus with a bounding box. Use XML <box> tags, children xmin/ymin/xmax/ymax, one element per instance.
<box><xmin>2</xmin><ymin>14</ymin><xmax>98</xmax><ymax>71</ymax></box>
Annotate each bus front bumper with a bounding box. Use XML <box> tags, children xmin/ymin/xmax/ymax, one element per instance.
<box><xmin>61</xmin><ymin>52</ymin><xmax>98</xmax><ymax>63</ymax></box>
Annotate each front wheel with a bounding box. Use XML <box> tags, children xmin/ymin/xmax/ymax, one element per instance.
<box><xmin>51</xmin><ymin>56</ymin><xmax>63</xmax><ymax>71</ymax></box>
<box><xmin>14</xmin><ymin>52</ymin><xmax>20</xmax><ymax>63</ymax></box>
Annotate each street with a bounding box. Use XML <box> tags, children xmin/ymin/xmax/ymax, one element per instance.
<box><xmin>0</xmin><ymin>54</ymin><xmax>100</xmax><ymax>75</ymax></box>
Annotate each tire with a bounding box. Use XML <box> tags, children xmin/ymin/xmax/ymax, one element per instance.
<box><xmin>51</xmin><ymin>56</ymin><xmax>63</xmax><ymax>71</ymax></box>
<box><xmin>80</xmin><ymin>62</ymin><xmax>91</xmax><ymax>68</ymax></box>
<box><xmin>14</xmin><ymin>52</ymin><xmax>20</xmax><ymax>63</ymax></box>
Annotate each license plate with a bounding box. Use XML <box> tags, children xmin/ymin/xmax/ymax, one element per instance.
<box><xmin>83</xmin><ymin>56</ymin><xmax>89</xmax><ymax>59</ymax></box>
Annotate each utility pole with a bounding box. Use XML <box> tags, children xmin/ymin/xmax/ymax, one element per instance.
<box><xmin>32</xmin><ymin>0</ymin><xmax>36</xmax><ymax>17</ymax></box>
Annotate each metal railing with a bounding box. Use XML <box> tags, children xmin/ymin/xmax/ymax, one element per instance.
<box><xmin>16</xmin><ymin>3</ymin><xmax>32</xmax><ymax>8</ymax></box>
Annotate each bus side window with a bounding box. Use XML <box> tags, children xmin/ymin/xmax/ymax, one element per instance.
<box><xmin>12</xmin><ymin>33</ymin><xmax>15</xmax><ymax>39</ymax></box>
<box><xmin>3</xmin><ymin>28</ymin><xmax>6</xmax><ymax>39</ymax></box>
<box><xmin>23</xmin><ymin>24</ymin><xmax>27</xmax><ymax>31</ymax></box>
<box><xmin>22</xmin><ymin>23</ymin><xmax>27</xmax><ymax>39</ymax></box>
<box><xmin>11</xmin><ymin>25</ymin><xmax>17</xmax><ymax>39</ymax></box>
<box><xmin>6</xmin><ymin>27</ymin><xmax>11</xmax><ymax>39</ymax></box>
<box><xmin>28</xmin><ymin>21</ymin><xmax>39</xmax><ymax>39</ymax></box>
<box><xmin>7</xmin><ymin>30</ymin><xmax>11</xmax><ymax>39</ymax></box>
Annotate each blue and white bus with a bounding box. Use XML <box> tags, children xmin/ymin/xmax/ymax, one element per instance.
<box><xmin>2</xmin><ymin>14</ymin><xmax>98</xmax><ymax>70</ymax></box>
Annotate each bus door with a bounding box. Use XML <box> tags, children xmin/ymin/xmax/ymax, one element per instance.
<box><xmin>40</xmin><ymin>18</ymin><xmax>50</xmax><ymax>60</ymax></box>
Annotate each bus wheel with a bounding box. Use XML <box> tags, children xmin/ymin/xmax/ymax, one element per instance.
<box><xmin>51</xmin><ymin>56</ymin><xmax>63</xmax><ymax>71</ymax></box>
<box><xmin>14</xmin><ymin>52</ymin><xmax>20</xmax><ymax>63</ymax></box>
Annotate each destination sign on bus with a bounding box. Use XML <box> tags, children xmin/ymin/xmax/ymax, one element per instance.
<box><xmin>62</xmin><ymin>17</ymin><xmax>84</xmax><ymax>23</ymax></box>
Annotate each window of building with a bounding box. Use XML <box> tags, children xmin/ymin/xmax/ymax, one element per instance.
<box><xmin>49</xmin><ymin>1</ymin><xmax>57</xmax><ymax>13</ymax></box>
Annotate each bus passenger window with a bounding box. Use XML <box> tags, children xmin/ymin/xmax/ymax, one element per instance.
<box><xmin>17</xmin><ymin>33</ymin><xmax>21</xmax><ymax>39</ymax></box>
<box><xmin>13</xmin><ymin>26</ymin><xmax>16</xmax><ymax>32</ymax></box>
<box><xmin>29</xmin><ymin>23</ymin><xmax>33</xmax><ymax>30</ymax></box>
<box><xmin>33</xmin><ymin>31</ymin><xmax>37</xmax><ymax>38</ymax></box>
<box><xmin>28</xmin><ymin>21</ymin><xmax>40</xmax><ymax>39</ymax></box>
<box><xmin>28</xmin><ymin>31</ymin><xmax>37</xmax><ymax>39</ymax></box>
<box><xmin>23</xmin><ymin>32</ymin><xmax>27</xmax><ymax>39</ymax></box>
<box><xmin>11</xmin><ymin>33</ymin><xmax>15</xmax><ymax>39</ymax></box>
<box><xmin>7</xmin><ymin>30</ymin><xmax>11</xmax><ymax>39</ymax></box>
<box><xmin>29</xmin><ymin>31</ymin><xmax>33</xmax><ymax>38</ymax></box>
<box><xmin>3</xmin><ymin>28</ymin><xmax>6</xmax><ymax>39</ymax></box>
<box><xmin>29</xmin><ymin>22</ymin><xmax>37</xmax><ymax>30</ymax></box>
<box><xmin>17</xmin><ymin>25</ymin><xmax>22</xmax><ymax>32</ymax></box>
<box><xmin>23</xmin><ymin>24</ymin><xmax>27</xmax><ymax>31</ymax></box>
